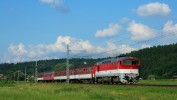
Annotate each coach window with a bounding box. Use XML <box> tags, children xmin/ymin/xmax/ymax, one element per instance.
<box><xmin>119</xmin><ymin>61</ymin><xmax>121</xmax><ymax>65</ymax></box>
<box><xmin>88</xmin><ymin>68</ymin><xmax>91</xmax><ymax>72</ymax></box>
<box><xmin>97</xmin><ymin>66</ymin><xmax>99</xmax><ymax>71</ymax></box>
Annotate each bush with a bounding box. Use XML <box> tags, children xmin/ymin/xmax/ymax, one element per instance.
<box><xmin>147</xmin><ymin>75</ymin><xmax>157</xmax><ymax>80</ymax></box>
<box><xmin>0</xmin><ymin>79</ymin><xmax>15</xmax><ymax>87</ymax></box>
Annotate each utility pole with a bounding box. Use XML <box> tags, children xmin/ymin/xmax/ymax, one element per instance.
<box><xmin>35</xmin><ymin>61</ymin><xmax>38</xmax><ymax>83</ymax></box>
<box><xmin>11</xmin><ymin>73</ymin><xmax>13</xmax><ymax>81</ymax></box>
<box><xmin>14</xmin><ymin>72</ymin><xmax>16</xmax><ymax>81</ymax></box>
<box><xmin>17</xmin><ymin>70</ymin><xmax>20</xmax><ymax>81</ymax></box>
<box><xmin>66</xmin><ymin>44</ymin><xmax>70</xmax><ymax>83</ymax></box>
<box><xmin>25</xmin><ymin>66</ymin><xmax>26</xmax><ymax>82</ymax></box>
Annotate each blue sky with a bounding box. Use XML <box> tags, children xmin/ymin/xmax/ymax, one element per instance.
<box><xmin>1</xmin><ymin>0</ymin><xmax>177</xmax><ymax>63</ymax></box>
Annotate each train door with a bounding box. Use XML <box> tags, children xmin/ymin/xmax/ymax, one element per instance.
<box><xmin>92</xmin><ymin>66</ymin><xmax>99</xmax><ymax>78</ymax></box>
<box><xmin>118</xmin><ymin>61</ymin><xmax>121</xmax><ymax>71</ymax></box>
<box><xmin>97</xmin><ymin>65</ymin><xmax>100</xmax><ymax>72</ymax></box>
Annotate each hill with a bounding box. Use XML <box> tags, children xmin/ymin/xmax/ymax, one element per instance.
<box><xmin>0</xmin><ymin>43</ymin><xmax>177</xmax><ymax>80</ymax></box>
<box><xmin>0</xmin><ymin>58</ymin><xmax>103</xmax><ymax>81</ymax></box>
<box><xmin>127</xmin><ymin>43</ymin><xmax>177</xmax><ymax>79</ymax></box>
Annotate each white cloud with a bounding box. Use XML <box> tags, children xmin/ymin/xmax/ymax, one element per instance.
<box><xmin>95</xmin><ymin>23</ymin><xmax>121</xmax><ymax>38</ymax></box>
<box><xmin>118</xmin><ymin>44</ymin><xmax>136</xmax><ymax>53</ymax></box>
<box><xmin>119</xmin><ymin>18</ymin><xmax>130</xmax><ymax>24</ymax></box>
<box><xmin>163</xmin><ymin>21</ymin><xmax>177</xmax><ymax>34</ymax></box>
<box><xmin>4</xmin><ymin>36</ymin><xmax>136</xmax><ymax>63</ymax></box>
<box><xmin>136</xmin><ymin>2</ymin><xmax>171</xmax><ymax>17</ymax></box>
<box><xmin>141</xmin><ymin>44</ymin><xmax>151</xmax><ymax>49</ymax></box>
<box><xmin>40</xmin><ymin>0</ymin><xmax>64</xmax><ymax>7</ymax></box>
<box><xmin>105</xmin><ymin>42</ymin><xmax>136</xmax><ymax>57</ymax></box>
<box><xmin>127</xmin><ymin>21</ymin><xmax>156</xmax><ymax>41</ymax></box>
<box><xmin>8</xmin><ymin>43</ymin><xmax>27</xmax><ymax>56</ymax></box>
<box><xmin>40</xmin><ymin>0</ymin><xmax>56</xmax><ymax>3</ymax></box>
<box><xmin>40</xmin><ymin>0</ymin><xmax>70</xmax><ymax>13</ymax></box>
<box><xmin>161</xmin><ymin>21</ymin><xmax>177</xmax><ymax>44</ymax></box>
<box><xmin>6</xmin><ymin>36</ymin><xmax>94</xmax><ymax>62</ymax></box>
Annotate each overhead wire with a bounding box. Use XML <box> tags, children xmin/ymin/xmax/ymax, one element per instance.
<box><xmin>71</xmin><ymin>29</ymin><xmax>177</xmax><ymax>58</ymax></box>
<box><xmin>69</xmin><ymin>21</ymin><xmax>177</xmax><ymax>58</ymax></box>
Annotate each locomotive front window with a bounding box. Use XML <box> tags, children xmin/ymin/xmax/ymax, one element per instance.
<box><xmin>132</xmin><ymin>60</ymin><xmax>139</xmax><ymax>65</ymax></box>
<box><xmin>124</xmin><ymin>60</ymin><xmax>139</xmax><ymax>65</ymax></box>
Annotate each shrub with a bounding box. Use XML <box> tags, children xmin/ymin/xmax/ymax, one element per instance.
<box><xmin>147</xmin><ymin>75</ymin><xmax>157</xmax><ymax>80</ymax></box>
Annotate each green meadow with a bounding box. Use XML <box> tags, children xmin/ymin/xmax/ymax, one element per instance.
<box><xmin>138</xmin><ymin>79</ymin><xmax>177</xmax><ymax>85</ymax></box>
<box><xmin>0</xmin><ymin>80</ymin><xmax>177</xmax><ymax>100</ymax></box>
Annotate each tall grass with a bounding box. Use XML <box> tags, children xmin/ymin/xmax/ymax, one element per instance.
<box><xmin>0</xmin><ymin>82</ymin><xmax>177</xmax><ymax>100</ymax></box>
<box><xmin>0</xmin><ymin>79</ymin><xmax>15</xmax><ymax>87</ymax></box>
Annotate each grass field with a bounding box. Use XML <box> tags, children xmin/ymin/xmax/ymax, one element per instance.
<box><xmin>138</xmin><ymin>79</ymin><xmax>177</xmax><ymax>85</ymax></box>
<box><xmin>0</xmin><ymin>80</ymin><xmax>177</xmax><ymax>100</ymax></box>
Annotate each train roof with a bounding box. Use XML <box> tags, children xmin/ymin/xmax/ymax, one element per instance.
<box><xmin>38</xmin><ymin>65</ymin><xmax>94</xmax><ymax>74</ymax></box>
<box><xmin>96</xmin><ymin>56</ymin><xmax>136</xmax><ymax>65</ymax></box>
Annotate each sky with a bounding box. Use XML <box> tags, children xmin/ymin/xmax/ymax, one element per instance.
<box><xmin>0</xmin><ymin>0</ymin><xmax>177</xmax><ymax>63</ymax></box>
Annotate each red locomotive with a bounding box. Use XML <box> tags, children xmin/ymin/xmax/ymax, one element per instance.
<box><xmin>37</xmin><ymin>56</ymin><xmax>140</xmax><ymax>84</ymax></box>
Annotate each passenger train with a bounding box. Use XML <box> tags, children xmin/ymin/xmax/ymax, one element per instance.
<box><xmin>37</xmin><ymin>56</ymin><xmax>140</xmax><ymax>84</ymax></box>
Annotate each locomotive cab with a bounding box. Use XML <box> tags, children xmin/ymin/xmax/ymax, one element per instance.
<box><xmin>121</xmin><ymin>58</ymin><xmax>140</xmax><ymax>84</ymax></box>
<box><xmin>123</xmin><ymin>58</ymin><xmax>140</xmax><ymax>66</ymax></box>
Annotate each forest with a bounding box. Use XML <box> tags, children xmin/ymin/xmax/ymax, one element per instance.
<box><xmin>0</xmin><ymin>43</ymin><xmax>177</xmax><ymax>80</ymax></box>
<box><xmin>127</xmin><ymin>43</ymin><xmax>177</xmax><ymax>79</ymax></box>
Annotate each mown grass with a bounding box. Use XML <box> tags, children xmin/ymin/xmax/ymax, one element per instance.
<box><xmin>0</xmin><ymin>80</ymin><xmax>177</xmax><ymax>100</ymax></box>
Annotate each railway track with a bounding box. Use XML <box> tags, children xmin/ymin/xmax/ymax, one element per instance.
<box><xmin>129</xmin><ymin>84</ymin><xmax>177</xmax><ymax>88</ymax></box>
<box><xmin>74</xmin><ymin>83</ymin><xmax>177</xmax><ymax>88</ymax></box>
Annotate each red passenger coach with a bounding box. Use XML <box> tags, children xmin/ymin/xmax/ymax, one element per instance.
<box><xmin>37</xmin><ymin>72</ymin><xmax>54</xmax><ymax>82</ymax></box>
<box><xmin>37</xmin><ymin>56</ymin><xmax>140</xmax><ymax>84</ymax></box>
<box><xmin>43</xmin><ymin>72</ymin><xmax>54</xmax><ymax>81</ymax></box>
<box><xmin>37</xmin><ymin>74</ymin><xmax>44</xmax><ymax>82</ymax></box>
<box><xmin>53</xmin><ymin>66</ymin><xmax>92</xmax><ymax>82</ymax></box>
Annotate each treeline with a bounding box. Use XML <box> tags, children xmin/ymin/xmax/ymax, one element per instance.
<box><xmin>0</xmin><ymin>58</ymin><xmax>103</xmax><ymax>81</ymax></box>
<box><xmin>127</xmin><ymin>43</ymin><xmax>177</xmax><ymax>79</ymax></box>
<box><xmin>0</xmin><ymin>43</ymin><xmax>177</xmax><ymax>80</ymax></box>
